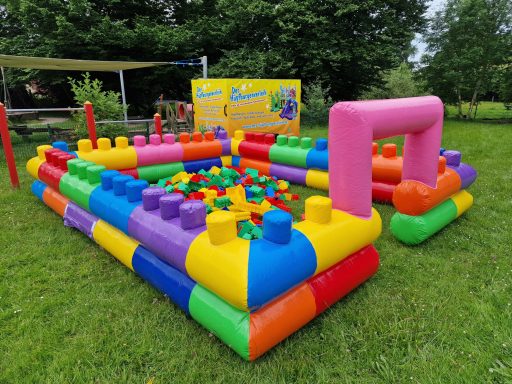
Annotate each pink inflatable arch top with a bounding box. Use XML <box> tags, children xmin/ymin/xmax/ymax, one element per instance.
<box><xmin>328</xmin><ymin>96</ymin><xmax>444</xmax><ymax>219</ymax></box>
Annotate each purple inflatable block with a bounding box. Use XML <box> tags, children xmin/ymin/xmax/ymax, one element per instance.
<box><xmin>448</xmin><ymin>163</ymin><xmax>478</xmax><ymax>189</ymax></box>
<box><xmin>269</xmin><ymin>163</ymin><xmax>307</xmax><ymax>185</ymax></box>
<box><xmin>128</xmin><ymin>206</ymin><xmax>206</xmax><ymax>274</ymax></box>
<box><xmin>64</xmin><ymin>202</ymin><xmax>98</xmax><ymax>239</ymax></box>
<box><xmin>218</xmin><ymin>130</ymin><xmax>232</xmax><ymax>156</ymax></box>
<box><xmin>443</xmin><ymin>150</ymin><xmax>462</xmax><ymax>166</ymax></box>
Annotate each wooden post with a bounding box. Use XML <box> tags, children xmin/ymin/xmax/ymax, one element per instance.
<box><xmin>0</xmin><ymin>102</ymin><xmax>20</xmax><ymax>188</ymax></box>
<box><xmin>84</xmin><ymin>101</ymin><xmax>98</xmax><ymax>149</ymax></box>
<box><xmin>154</xmin><ymin>113</ymin><xmax>162</xmax><ymax>138</ymax></box>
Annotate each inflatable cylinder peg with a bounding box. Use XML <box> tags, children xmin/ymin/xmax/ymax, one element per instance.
<box><xmin>245</xmin><ymin>132</ymin><xmax>255</xmax><ymax>142</ymax></box>
<box><xmin>101</xmin><ymin>170</ymin><xmax>121</xmax><ymax>190</ymax></box>
<box><xmin>204</xmin><ymin>131</ymin><xmax>215</xmax><ymax>141</ymax></box>
<box><xmin>52</xmin><ymin>141</ymin><xmax>68</xmax><ymax>152</ymax></box>
<box><xmin>67</xmin><ymin>159</ymin><xmax>84</xmax><ymax>175</ymax></box>
<box><xmin>316</xmin><ymin>138</ymin><xmax>328</xmax><ymax>151</ymax></box>
<box><xmin>443</xmin><ymin>150</ymin><xmax>461</xmax><ymax>166</ymax></box>
<box><xmin>218</xmin><ymin>130</ymin><xmax>228</xmax><ymax>140</ymax></box>
<box><xmin>264</xmin><ymin>134</ymin><xmax>275</xmax><ymax>145</ymax></box>
<box><xmin>192</xmin><ymin>132</ymin><xmax>203</xmax><ymax>142</ymax></box>
<box><xmin>112</xmin><ymin>175</ymin><xmax>133</xmax><ymax>196</ymax></box>
<box><xmin>263</xmin><ymin>210</ymin><xmax>292</xmax><ymax>244</ymax></box>
<box><xmin>305</xmin><ymin>196</ymin><xmax>332</xmax><ymax>224</ymax></box>
<box><xmin>276</xmin><ymin>135</ymin><xmax>287</xmax><ymax>146</ymax></box>
<box><xmin>97</xmin><ymin>138</ymin><xmax>112</xmax><ymax>151</ymax></box>
<box><xmin>58</xmin><ymin>154</ymin><xmax>75</xmax><ymax>170</ymax></box>
<box><xmin>142</xmin><ymin>186</ymin><xmax>166</xmax><ymax>211</ymax></box>
<box><xmin>159</xmin><ymin>193</ymin><xmax>184</xmax><ymax>219</ymax></box>
<box><xmin>77</xmin><ymin>139</ymin><xmax>93</xmax><ymax>153</ymax></box>
<box><xmin>126</xmin><ymin>180</ymin><xmax>149</xmax><ymax>202</ymax></box>
<box><xmin>133</xmin><ymin>135</ymin><xmax>146</xmax><ymax>147</ymax></box>
<box><xmin>76</xmin><ymin>161</ymin><xmax>94</xmax><ymax>179</ymax></box>
<box><xmin>163</xmin><ymin>134</ymin><xmax>175</xmax><ymax>144</ymax></box>
<box><xmin>254</xmin><ymin>133</ymin><xmax>264</xmax><ymax>143</ymax></box>
<box><xmin>438</xmin><ymin>156</ymin><xmax>446</xmax><ymax>174</ymax></box>
<box><xmin>288</xmin><ymin>136</ymin><xmax>299</xmax><ymax>148</ymax></box>
<box><xmin>300</xmin><ymin>137</ymin><xmax>312</xmax><ymax>149</ymax></box>
<box><xmin>37</xmin><ymin>145</ymin><xmax>53</xmax><ymax>160</ymax></box>
<box><xmin>234</xmin><ymin>130</ymin><xmax>244</xmax><ymax>140</ymax></box>
<box><xmin>149</xmin><ymin>134</ymin><xmax>161</xmax><ymax>145</ymax></box>
<box><xmin>179</xmin><ymin>200</ymin><xmax>206</xmax><ymax>230</ymax></box>
<box><xmin>180</xmin><ymin>133</ymin><xmax>190</xmax><ymax>143</ymax></box>
<box><xmin>115</xmin><ymin>136</ymin><xmax>129</xmax><ymax>149</ymax></box>
<box><xmin>382</xmin><ymin>144</ymin><xmax>397</xmax><ymax>158</ymax></box>
<box><xmin>206</xmin><ymin>211</ymin><xmax>237</xmax><ymax>245</ymax></box>
<box><xmin>86</xmin><ymin>165</ymin><xmax>106</xmax><ymax>184</ymax></box>
<box><xmin>372</xmin><ymin>142</ymin><xmax>378</xmax><ymax>156</ymax></box>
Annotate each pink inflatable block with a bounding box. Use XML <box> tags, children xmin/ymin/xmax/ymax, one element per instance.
<box><xmin>134</xmin><ymin>134</ymin><xmax>184</xmax><ymax>166</ymax></box>
<box><xmin>329</xmin><ymin>96</ymin><xmax>443</xmax><ymax>219</ymax></box>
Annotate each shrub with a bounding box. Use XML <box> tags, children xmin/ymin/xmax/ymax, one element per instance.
<box><xmin>68</xmin><ymin>73</ymin><xmax>128</xmax><ymax>140</ymax></box>
<box><xmin>302</xmin><ymin>79</ymin><xmax>333</xmax><ymax>125</ymax></box>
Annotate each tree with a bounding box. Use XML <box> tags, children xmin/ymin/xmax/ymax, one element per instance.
<box><xmin>421</xmin><ymin>0</ymin><xmax>512</xmax><ymax>118</ymax></box>
<box><xmin>0</xmin><ymin>0</ymin><xmax>428</xmax><ymax>109</ymax></box>
<box><xmin>362</xmin><ymin>62</ymin><xmax>426</xmax><ymax>99</ymax></box>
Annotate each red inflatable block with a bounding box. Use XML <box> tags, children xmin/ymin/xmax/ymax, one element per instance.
<box><xmin>307</xmin><ymin>245</ymin><xmax>379</xmax><ymax>316</ymax></box>
<box><xmin>119</xmin><ymin>168</ymin><xmax>139</xmax><ymax>178</ymax></box>
<box><xmin>238</xmin><ymin>133</ymin><xmax>273</xmax><ymax>162</ymax></box>
<box><xmin>372</xmin><ymin>181</ymin><xmax>396</xmax><ymax>203</ymax></box>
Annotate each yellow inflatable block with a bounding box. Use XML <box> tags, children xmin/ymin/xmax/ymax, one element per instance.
<box><xmin>76</xmin><ymin>137</ymin><xmax>137</xmax><ymax>170</ymax></box>
<box><xmin>221</xmin><ymin>155</ymin><xmax>232</xmax><ymax>167</ymax></box>
<box><xmin>92</xmin><ymin>220</ymin><xmax>139</xmax><ymax>271</ymax></box>
<box><xmin>26</xmin><ymin>144</ymin><xmax>53</xmax><ymax>179</ymax></box>
<box><xmin>451</xmin><ymin>190</ymin><xmax>473</xmax><ymax>218</ymax></box>
<box><xmin>210</xmin><ymin>166</ymin><xmax>221</xmax><ymax>175</ymax></box>
<box><xmin>186</xmin><ymin>211</ymin><xmax>250</xmax><ymax>310</ymax></box>
<box><xmin>231</xmin><ymin>130</ymin><xmax>244</xmax><ymax>156</ymax></box>
<box><xmin>305</xmin><ymin>169</ymin><xmax>329</xmax><ymax>190</ymax></box>
<box><xmin>294</xmin><ymin>197</ymin><xmax>382</xmax><ymax>275</ymax></box>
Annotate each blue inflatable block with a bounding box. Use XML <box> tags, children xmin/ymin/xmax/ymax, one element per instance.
<box><xmin>183</xmin><ymin>158</ymin><xmax>223</xmax><ymax>173</ymax></box>
<box><xmin>52</xmin><ymin>141</ymin><xmax>69</xmax><ymax>152</ymax></box>
<box><xmin>231</xmin><ymin>155</ymin><xmax>241</xmax><ymax>167</ymax></box>
<box><xmin>306</xmin><ymin>138</ymin><xmax>328</xmax><ymax>170</ymax></box>
<box><xmin>132</xmin><ymin>245</ymin><xmax>196</xmax><ymax>315</ymax></box>
<box><xmin>89</xmin><ymin>186</ymin><xmax>141</xmax><ymax>234</ymax></box>
<box><xmin>31</xmin><ymin>180</ymin><xmax>47</xmax><ymax>201</ymax></box>
<box><xmin>247</xmin><ymin>229</ymin><xmax>317</xmax><ymax>310</ymax></box>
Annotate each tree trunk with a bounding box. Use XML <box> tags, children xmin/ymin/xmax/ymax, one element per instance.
<box><xmin>456</xmin><ymin>88</ymin><xmax>463</xmax><ymax>118</ymax></box>
<box><xmin>468</xmin><ymin>79</ymin><xmax>481</xmax><ymax>119</ymax></box>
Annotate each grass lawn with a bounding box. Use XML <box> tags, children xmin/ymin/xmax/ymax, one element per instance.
<box><xmin>445</xmin><ymin>101</ymin><xmax>512</xmax><ymax>120</ymax></box>
<box><xmin>0</xmin><ymin>119</ymin><xmax>511</xmax><ymax>383</ymax></box>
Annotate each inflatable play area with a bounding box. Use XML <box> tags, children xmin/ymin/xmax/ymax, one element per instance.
<box><xmin>26</xmin><ymin>96</ymin><xmax>477</xmax><ymax>360</ymax></box>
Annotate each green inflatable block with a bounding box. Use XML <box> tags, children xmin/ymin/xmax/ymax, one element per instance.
<box><xmin>137</xmin><ymin>162</ymin><xmax>185</xmax><ymax>183</ymax></box>
<box><xmin>59</xmin><ymin>170</ymin><xmax>101</xmax><ymax>211</ymax></box>
<box><xmin>390</xmin><ymin>198</ymin><xmax>458</xmax><ymax>245</ymax></box>
<box><xmin>189</xmin><ymin>285</ymin><xmax>249</xmax><ymax>360</ymax></box>
<box><xmin>269</xmin><ymin>135</ymin><xmax>312</xmax><ymax>168</ymax></box>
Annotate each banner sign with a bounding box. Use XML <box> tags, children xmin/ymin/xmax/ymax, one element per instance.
<box><xmin>191</xmin><ymin>78</ymin><xmax>301</xmax><ymax>137</ymax></box>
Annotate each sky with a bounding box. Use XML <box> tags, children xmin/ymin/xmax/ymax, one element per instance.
<box><xmin>411</xmin><ymin>0</ymin><xmax>446</xmax><ymax>62</ymax></box>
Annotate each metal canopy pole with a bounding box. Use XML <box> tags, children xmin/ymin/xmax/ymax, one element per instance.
<box><xmin>118</xmin><ymin>69</ymin><xmax>128</xmax><ymax>122</ymax></box>
<box><xmin>1</xmin><ymin>66</ymin><xmax>10</xmax><ymax>109</ymax></box>
<box><xmin>202</xmin><ymin>56</ymin><xmax>208</xmax><ymax>79</ymax></box>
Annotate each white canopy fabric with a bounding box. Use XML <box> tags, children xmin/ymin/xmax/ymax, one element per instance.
<box><xmin>0</xmin><ymin>54</ymin><xmax>170</xmax><ymax>71</ymax></box>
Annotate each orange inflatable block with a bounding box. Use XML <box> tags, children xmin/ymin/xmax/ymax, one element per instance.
<box><xmin>180</xmin><ymin>132</ymin><xmax>223</xmax><ymax>161</ymax></box>
<box><xmin>372</xmin><ymin>143</ymin><xmax>403</xmax><ymax>184</ymax></box>
<box><xmin>239</xmin><ymin>157</ymin><xmax>272</xmax><ymax>176</ymax></box>
<box><xmin>249</xmin><ymin>283</ymin><xmax>316</xmax><ymax>360</ymax></box>
<box><xmin>42</xmin><ymin>186</ymin><xmax>69</xmax><ymax>217</ymax></box>
<box><xmin>393</xmin><ymin>167</ymin><xmax>462</xmax><ymax>215</ymax></box>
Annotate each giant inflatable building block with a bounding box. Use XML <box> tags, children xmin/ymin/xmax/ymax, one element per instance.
<box><xmin>30</xmin><ymin>179</ymin><xmax>380</xmax><ymax>360</ymax></box>
<box><xmin>238</xmin><ymin>132</ymin><xmax>275</xmax><ymax>162</ymax></box>
<box><xmin>269</xmin><ymin>135</ymin><xmax>312</xmax><ymax>168</ymax></box>
<box><xmin>133</xmin><ymin>134</ymin><xmax>183</xmax><ymax>166</ymax></box>
<box><xmin>180</xmin><ymin>131</ymin><xmax>223</xmax><ymax>161</ymax></box>
<box><xmin>305</xmin><ymin>138</ymin><xmax>328</xmax><ymax>170</ymax></box>
<box><xmin>76</xmin><ymin>137</ymin><xmax>137</xmax><ymax>170</ymax></box>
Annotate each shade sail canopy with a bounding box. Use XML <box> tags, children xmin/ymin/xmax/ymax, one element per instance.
<box><xmin>0</xmin><ymin>54</ymin><xmax>170</xmax><ymax>71</ymax></box>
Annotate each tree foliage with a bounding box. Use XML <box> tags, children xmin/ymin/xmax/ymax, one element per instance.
<box><xmin>421</xmin><ymin>0</ymin><xmax>512</xmax><ymax>117</ymax></box>
<box><xmin>362</xmin><ymin>62</ymin><xmax>426</xmax><ymax>99</ymax></box>
<box><xmin>0</xmin><ymin>0</ymin><xmax>428</xmax><ymax>110</ymax></box>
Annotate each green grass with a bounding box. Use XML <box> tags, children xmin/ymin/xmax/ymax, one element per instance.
<box><xmin>1</xmin><ymin>120</ymin><xmax>511</xmax><ymax>383</ymax></box>
<box><xmin>445</xmin><ymin>101</ymin><xmax>512</xmax><ymax>120</ymax></box>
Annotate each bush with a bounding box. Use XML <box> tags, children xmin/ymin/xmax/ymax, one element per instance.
<box><xmin>302</xmin><ymin>79</ymin><xmax>333</xmax><ymax>125</ymax></box>
<box><xmin>68</xmin><ymin>73</ymin><xmax>128</xmax><ymax>140</ymax></box>
<box><xmin>362</xmin><ymin>63</ymin><xmax>426</xmax><ymax>100</ymax></box>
